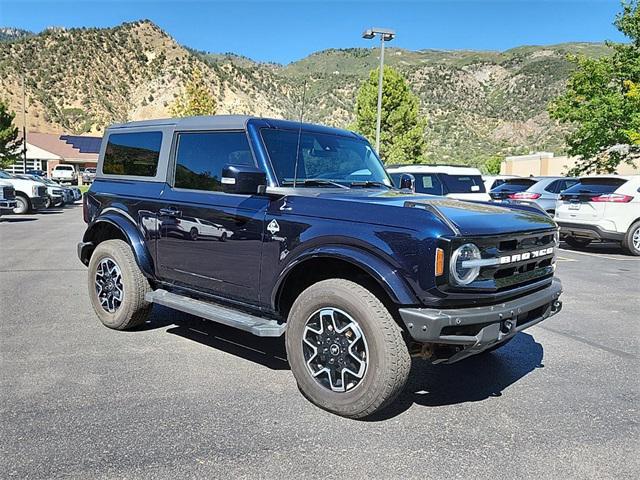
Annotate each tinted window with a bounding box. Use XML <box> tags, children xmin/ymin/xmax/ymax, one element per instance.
<box><xmin>491</xmin><ymin>178</ymin><xmax>538</xmax><ymax>193</ymax></box>
<box><xmin>174</xmin><ymin>131</ymin><xmax>254</xmax><ymax>191</ymax></box>
<box><xmin>103</xmin><ymin>132</ymin><xmax>162</xmax><ymax>177</ymax></box>
<box><xmin>413</xmin><ymin>174</ymin><xmax>445</xmax><ymax>195</ymax></box>
<box><xmin>440</xmin><ymin>174</ymin><xmax>486</xmax><ymax>193</ymax></box>
<box><xmin>544</xmin><ymin>180</ymin><xmax>561</xmax><ymax>193</ymax></box>
<box><xmin>261</xmin><ymin>129</ymin><xmax>391</xmax><ymax>186</ymax></box>
<box><xmin>558</xmin><ymin>179</ymin><xmax>578</xmax><ymax>192</ymax></box>
<box><xmin>562</xmin><ymin>178</ymin><xmax>627</xmax><ymax>195</ymax></box>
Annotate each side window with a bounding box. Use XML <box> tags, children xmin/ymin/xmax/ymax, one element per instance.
<box><xmin>174</xmin><ymin>131</ymin><xmax>254</xmax><ymax>192</ymax></box>
<box><xmin>414</xmin><ymin>174</ymin><xmax>444</xmax><ymax>195</ymax></box>
<box><xmin>103</xmin><ymin>132</ymin><xmax>162</xmax><ymax>177</ymax></box>
<box><xmin>544</xmin><ymin>180</ymin><xmax>560</xmax><ymax>193</ymax></box>
<box><xmin>560</xmin><ymin>179</ymin><xmax>578</xmax><ymax>192</ymax></box>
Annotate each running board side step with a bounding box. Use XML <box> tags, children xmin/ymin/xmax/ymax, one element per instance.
<box><xmin>145</xmin><ymin>289</ymin><xmax>286</xmax><ymax>337</ymax></box>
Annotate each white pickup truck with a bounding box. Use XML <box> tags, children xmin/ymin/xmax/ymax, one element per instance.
<box><xmin>51</xmin><ymin>164</ymin><xmax>78</xmax><ymax>184</ymax></box>
<box><xmin>0</xmin><ymin>179</ymin><xmax>18</xmax><ymax>217</ymax></box>
<box><xmin>0</xmin><ymin>170</ymin><xmax>48</xmax><ymax>214</ymax></box>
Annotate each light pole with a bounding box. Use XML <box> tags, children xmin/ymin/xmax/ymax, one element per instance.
<box><xmin>362</xmin><ymin>27</ymin><xmax>395</xmax><ymax>154</ymax></box>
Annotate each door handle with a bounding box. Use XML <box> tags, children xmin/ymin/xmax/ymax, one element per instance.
<box><xmin>159</xmin><ymin>207</ymin><xmax>182</xmax><ymax>217</ymax></box>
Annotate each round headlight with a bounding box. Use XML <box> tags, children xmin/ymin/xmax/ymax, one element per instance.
<box><xmin>450</xmin><ymin>243</ymin><xmax>481</xmax><ymax>285</ymax></box>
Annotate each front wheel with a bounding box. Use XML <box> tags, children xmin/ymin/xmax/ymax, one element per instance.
<box><xmin>285</xmin><ymin>279</ymin><xmax>411</xmax><ymax>419</ymax></box>
<box><xmin>622</xmin><ymin>221</ymin><xmax>640</xmax><ymax>256</ymax></box>
<box><xmin>87</xmin><ymin>239</ymin><xmax>152</xmax><ymax>330</ymax></box>
<box><xmin>564</xmin><ymin>236</ymin><xmax>592</xmax><ymax>249</ymax></box>
<box><xmin>13</xmin><ymin>195</ymin><xmax>30</xmax><ymax>214</ymax></box>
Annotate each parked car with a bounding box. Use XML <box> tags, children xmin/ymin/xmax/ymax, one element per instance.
<box><xmin>489</xmin><ymin>177</ymin><xmax>541</xmax><ymax>201</ymax></box>
<box><xmin>26</xmin><ymin>169</ymin><xmax>47</xmax><ymax>177</ymax></box>
<box><xmin>78</xmin><ymin>115</ymin><xmax>563</xmax><ymax>418</ymax></box>
<box><xmin>0</xmin><ymin>170</ymin><xmax>48</xmax><ymax>214</ymax></box>
<box><xmin>387</xmin><ymin>165</ymin><xmax>491</xmax><ymax>201</ymax></box>
<box><xmin>556</xmin><ymin>175</ymin><xmax>640</xmax><ymax>255</ymax></box>
<box><xmin>16</xmin><ymin>174</ymin><xmax>65</xmax><ymax>208</ymax></box>
<box><xmin>51</xmin><ymin>164</ymin><xmax>78</xmax><ymax>184</ymax></box>
<box><xmin>177</xmin><ymin>216</ymin><xmax>232</xmax><ymax>241</ymax></box>
<box><xmin>482</xmin><ymin>175</ymin><xmax>519</xmax><ymax>192</ymax></box>
<box><xmin>0</xmin><ymin>179</ymin><xmax>17</xmax><ymax>217</ymax></box>
<box><xmin>82</xmin><ymin>167</ymin><xmax>97</xmax><ymax>184</ymax></box>
<box><xmin>501</xmin><ymin>176</ymin><xmax>579</xmax><ymax>215</ymax></box>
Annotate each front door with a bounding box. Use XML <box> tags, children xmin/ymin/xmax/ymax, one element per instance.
<box><xmin>156</xmin><ymin>130</ymin><xmax>269</xmax><ymax>305</ymax></box>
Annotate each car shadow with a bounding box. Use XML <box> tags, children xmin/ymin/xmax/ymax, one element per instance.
<box><xmin>140</xmin><ymin>305</ymin><xmax>288</xmax><ymax>370</ymax></box>
<box><xmin>560</xmin><ymin>241</ymin><xmax>626</xmax><ymax>255</ymax></box>
<box><xmin>0</xmin><ymin>217</ymin><xmax>38</xmax><ymax>223</ymax></box>
<box><xmin>140</xmin><ymin>306</ymin><xmax>543</xmax><ymax>414</ymax></box>
<box><xmin>369</xmin><ymin>332</ymin><xmax>544</xmax><ymax>420</ymax></box>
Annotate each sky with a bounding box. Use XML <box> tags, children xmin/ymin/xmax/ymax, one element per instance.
<box><xmin>0</xmin><ymin>0</ymin><xmax>628</xmax><ymax>64</ymax></box>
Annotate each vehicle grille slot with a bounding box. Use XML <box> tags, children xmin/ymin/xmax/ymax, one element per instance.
<box><xmin>3</xmin><ymin>187</ymin><xmax>15</xmax><ymax>199</ymax></box>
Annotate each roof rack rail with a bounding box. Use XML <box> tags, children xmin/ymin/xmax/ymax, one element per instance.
<box><xmin>386</xmin><ymin>163</ymin><xmax>477</xmax><ymax>168</ymax></box>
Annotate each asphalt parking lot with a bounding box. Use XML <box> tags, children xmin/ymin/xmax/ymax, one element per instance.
<box><xmin>1</xmin><ymin>206</ymin><xmax>638</xmax><ymax>480</ymax></box>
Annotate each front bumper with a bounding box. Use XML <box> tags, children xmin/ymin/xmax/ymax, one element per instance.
<box><xmin>557</xmin><ymin>220</ymin><xmax>624</xmax><ymax>242</ymax></box>
<box><xmin>399</xmin><ymin>278</ymin><xmax>563</xmax><ymax>364</ymax></box>
<box><xmin>0</xmin><ymin>199</ymin><xmax>17</xmax><ymax>212</ymax></box>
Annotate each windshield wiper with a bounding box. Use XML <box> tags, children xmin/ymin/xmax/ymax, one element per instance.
<box><xmin>281</xmin><ymin>179</ymin><xmax>350</xmax><ymax>189</ymax></box>
<box><xmin>350</xmin><ymin>180</ymin><xmax>397</xmax><ymax>190</ymax></box>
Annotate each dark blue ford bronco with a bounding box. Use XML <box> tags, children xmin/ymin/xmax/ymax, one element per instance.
<box><xmin>79</xmin><ymin>115</ymin><xmax>563</xmax><ymax>418</ymax></box>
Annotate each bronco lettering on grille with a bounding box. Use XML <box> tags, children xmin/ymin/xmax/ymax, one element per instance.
<box><xmin>499</xmin><ymin>247</ymin><xmax>554</xmax><ymax>265</ymax></box>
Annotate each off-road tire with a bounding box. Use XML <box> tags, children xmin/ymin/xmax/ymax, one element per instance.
<box><xmin>88</xmin><ymin>239</ymin><xmax>152</xmax><ymax>330</ymax></box>
<box><xmin>622</xmin><ymin>221</ymin><xmax>640</xmax><ymax>256</ymax></box>
<box><xmin>13</xmin><ymin>194</ymin><xmax>30</xmax><ymax>215</ymax></box>
<box><xmin>564</xmin><ymin>236</ymin><xmax>592</xmax><ymax>249</ymax></box>
<box><xmin>286</xmin><ymin>279</ymin><xmax>411</xmax><ymax>419</ymax></box>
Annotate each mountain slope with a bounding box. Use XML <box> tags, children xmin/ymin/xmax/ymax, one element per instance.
<box><xmin>0</xmin><ymin>20</ymin><xmax>611</xmax><ymax>164</ymax></box>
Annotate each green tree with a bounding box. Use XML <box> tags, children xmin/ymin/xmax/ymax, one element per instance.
<box><xmin>549</xmin><ymin>1</ymin><xmax>640</xmax><ymax>174</ymax></box>
<box><xmin>352</xmin><ymin>66</ymin><xmax>427</xmax><ymax>164</ymax></box>
<box><xmin>0</xmin><ymin>99</ymin><xmax>21</xmax><ymax>169</ymax></box>
<box><xmin>169</xmin><ymin>67</ymin><xmax>216</xmax><ymax>117</ymax></box>
<box><xmin>483</xmin><ymin>155</ymin><xmax>503</xmax><ymax>175</ymax></box>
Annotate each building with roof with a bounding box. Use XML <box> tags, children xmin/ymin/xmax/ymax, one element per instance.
<box><xmin>6</xmin><ymin>132</ymin><xmax>101</xmax><ymax>176</ymax></box>
<box><xmin>501</xmin><ymin>151</ymin><xmax>640</xmax><ymax>176</ymax></box>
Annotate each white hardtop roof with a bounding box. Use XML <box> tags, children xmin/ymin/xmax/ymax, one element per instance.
<box><xmin>109</xmin><ymin>115</ymin><xmax>254</xmax><ymax>130</ymax></box>
<box><xmin>386</xmin><ymin>165</ymin><xmax>482</xmax><ymax>175</ymax></box>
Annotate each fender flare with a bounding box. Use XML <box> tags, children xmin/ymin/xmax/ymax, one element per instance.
<box><xmin>271</xmin><ymin>244</ymin><xmax>419</xmax><ymax>310</ymax></box>
<box><xmin>82</xmin><ymin>210</ymin><xmax>155</xmax><ymax>279</ymax></box>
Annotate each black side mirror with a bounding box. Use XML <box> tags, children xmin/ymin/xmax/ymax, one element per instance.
<box><xmin>399</xmin><ymin>173</ymin><xmax>415</xmax><ymax>191</ymax></box>
<box><xmin>221</xmin><ymin>164</ymin><xmax>267</xmax><ymax>194</ymax></box>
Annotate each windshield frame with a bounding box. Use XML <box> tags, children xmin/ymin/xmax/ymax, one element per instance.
<box><xmin>259</xmin><ymin>127</ymin><xmax>393</xmax><ymax>189</ymax></box>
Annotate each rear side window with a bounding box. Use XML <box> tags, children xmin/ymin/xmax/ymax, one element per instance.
<box><xmin>441</xmin><ymin>174</ymin><xmax>486</xmax><ymax>193</ymax></box>
<box><xmin>491</xmin><ymin>178</ymin><xmax>538</xmax><ymax>192</ymax></box>
<box><xmin>414</xmin><ymin>174</ymin><xmax>444</xmax><ymax>195</ymax></box>
<box><xmin>103</xmin><ymin>132</ymin><xmax>163</xmax><ymax>177</ymax></box>
<box><xmin>563</xmin><ymin>178</ymin><xmax>627</xmax><ymax>195</ymax></box>
<box><xmin>173</xmin><ymin>131</ymin><xmax>254</xmax><ymax>191</ymax></box>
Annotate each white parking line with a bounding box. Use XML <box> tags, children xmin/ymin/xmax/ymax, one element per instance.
<box><xmin>556</xmin><ymin>256</ymin><xmax>577</xmax><ymax>262</ymax></box>
<box><xmin>558</xmin><ymin>248</ymin><xmax>638</xmax><ymax>262</ymax></box>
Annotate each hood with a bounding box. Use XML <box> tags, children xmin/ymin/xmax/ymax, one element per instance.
<box><xmin>283</xmin><ymin>188</ymin><xmax>556</xmax><ymax>235</ymax></box>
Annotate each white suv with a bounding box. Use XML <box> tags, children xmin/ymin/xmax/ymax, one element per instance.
<box><xmin>387</xmin><ymin>165</ymin><xmax>491</xmax><ymax>201</ymax></box>
<box><xmin>555</xmin><ymin>175</ymin><xmax>640</xmax><ymax>255</ymax></box>
<box><xmin>51</xmin><ymin>164</ymin><xmax>78</xmax><ymax>184</ymax></box>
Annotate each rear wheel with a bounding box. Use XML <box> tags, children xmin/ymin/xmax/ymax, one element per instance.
<box><xmin>189</xmin><ymin>227</ymin><xmax>198</xmax><ymax>241</ymax></box>
<box><xmin>564</xmin><ymin>236</ymin><xmax>592</xmax><ymax>249</ymax></box>
<box><xmin>13</xmin><ymin>195</ymin><xmax>30</xmax><ymax>214</ymax></box>
<box><xmin>87</xmin><ymin>239</ymin><xmax>152</xmax><ymax>330</ymax></box>
<box><xmin>622</xmin><ymin>221</ymin><xmax>640</xmax><ymax>256</ymax></box>
<box><xmin>285</xmin><ymin>279</ymin><xmax>411</xmax><ymax>419</ymax></box>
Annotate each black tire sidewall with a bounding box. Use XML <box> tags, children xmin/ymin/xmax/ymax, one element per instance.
<box><xmin>87</xmin><ymin>240</ymin><xmax>146</xmax><ymax>329</ymax></box>
<box><xmin>13</xmin><ymin>196</ymin><xmax>29</xmax><ymax>214</ymax></box>
<box><xmin>623</xmin><ymin>222</ymin><xmax>640</xmax><ymax>256</ymax></box>
<box><xmin>286</xmin><ymin>280</ymin><xmax>407</xmax><ymax>418</ymax></box>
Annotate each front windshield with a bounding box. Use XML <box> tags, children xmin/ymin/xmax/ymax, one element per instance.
<box><xmin>0</xmin><ymin>171</ymin><xmax>14</xmax><ymax>179</ymax></box>
<box><xmin>260</xmin><ymin>129</ymin><xmax>392</xmax><ymax>187</ymax></box>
